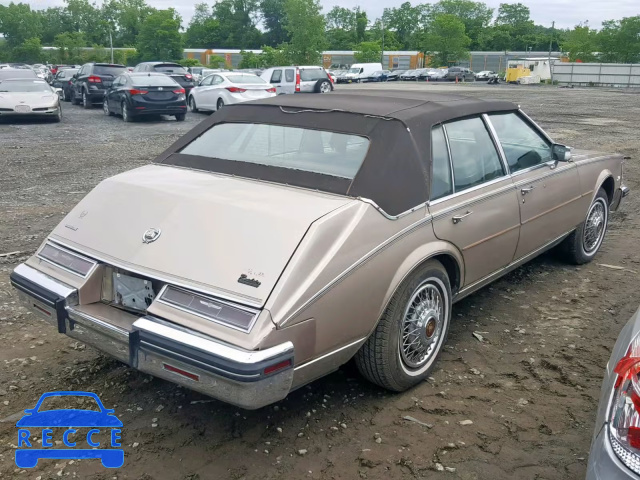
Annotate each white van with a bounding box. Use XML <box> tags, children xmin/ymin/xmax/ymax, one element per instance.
<box><xmin>260</xmin><ymin>66</ymin><xmax>334</xmax><ymax>94</ymax></box>
<box><xmin>343</xmin><ymin>63</ymin><xmax>383</xmax><ymax>83</ymax></box>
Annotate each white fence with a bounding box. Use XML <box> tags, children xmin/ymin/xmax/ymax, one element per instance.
<box><xmin>553</xmin><ymin>63</ymin><xmax>640</xmax><ymax>87</ymax></box>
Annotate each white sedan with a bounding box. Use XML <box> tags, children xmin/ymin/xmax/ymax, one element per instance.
<box><xmin>188</xmin><ymin>72</ymin><xmax>276</xmax><ymax>113</ymax></box>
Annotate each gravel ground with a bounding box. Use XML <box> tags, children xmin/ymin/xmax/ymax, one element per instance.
<box><xmin>0</xmin><ymin>83</ymin><xmax>638</xmax><ymax>480</ymax></box>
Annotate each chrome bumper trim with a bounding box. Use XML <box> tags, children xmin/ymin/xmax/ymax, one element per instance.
<box><xmin>11</xmin><ymin>263</ymin><xmax>295</xmax><ymax>410</ymax></box>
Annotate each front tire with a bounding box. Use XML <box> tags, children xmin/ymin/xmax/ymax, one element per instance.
<box><xmin>558</xmin><ymin>188</ymin><xmax>609</xmax><ymax>264</ymax></box>
<box><xmin>355</xmin><ymin>260</ymin><xmax>451</xmax><ymax>392</ymax></box>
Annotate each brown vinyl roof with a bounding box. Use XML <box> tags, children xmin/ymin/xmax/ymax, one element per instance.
<box><xmin>155</xmin><ymin>92</ymin><xmax>518</xmax><ymax>216</ymax></box>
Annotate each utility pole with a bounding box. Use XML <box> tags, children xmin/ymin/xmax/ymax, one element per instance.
<box><xmin>548</xmin><ymin>20</ymin><xmax>555</xmax><ymax>84</ymax></box>
<box><xmin>380</xmin><ymin>11</ymin><xmax>386</xmax><ymax>67</ymax></box>
<box><xmin>109</xmin><ymin>30</ymin><xmax>114</xmax><ymax>64</ymax></box>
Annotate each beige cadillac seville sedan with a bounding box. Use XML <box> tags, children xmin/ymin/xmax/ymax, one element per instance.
<box><xmin>11</xmin><ymin>92</ymin><xmax>629</xmax><ymax>409</ymax></box>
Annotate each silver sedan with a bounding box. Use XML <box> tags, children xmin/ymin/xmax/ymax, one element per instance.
<box><xmin>588</xmin><ymin>306</ymin><xmax>640</xmax><ymax>479</ymax></box>
<box><xmin>188</xmin><ymin>72</ymin><xmax>276</xmax><ymax>113</ymax></box>
<box><xmin>0</xmin><ymin>78</ymin><xmax>62</xmax><ymax>122</ymax></box>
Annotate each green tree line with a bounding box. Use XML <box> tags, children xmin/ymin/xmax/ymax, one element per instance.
<box><xmin>0</xmin><ymin>0</ymin><xmax>638</xmax><ymax>67</ymax></box>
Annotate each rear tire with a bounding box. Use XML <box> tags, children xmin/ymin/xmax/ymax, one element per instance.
<box><xmin>82</xmin><ymin>90</ymin><xmax>92</xmax><ymax>109</ymax></box>
<box><xmin>216</xmin><ymin>98</ymin><xmax>224</xmax><ymax>110</ymax></box>
<box><xmin>558</xmin><ymin>188</ymin><xmax>609</xmax><ymax>264</ymax></box>
<box><xmin>355</xmin><ymin>260</ymin><xmax>451</xmax><ymax>392</ymax></box>
<box><xmin>175</xmin><ymin>113</ymin><xmax>186</xmax><ymax>122</ymax></box>
<box><xmin>189</xmin><ymin>96</ymin><xmax>199</xmax><ymax>112</ymax></box>
<box><xmin>121</xmin><ymin>102</ymin><xmax>133</xmax><ymax>122</ymax></box>
<box><xmin>316</xmin><ymin>80</ymin><xmax>332</xmax><ymax>93</ymax></box>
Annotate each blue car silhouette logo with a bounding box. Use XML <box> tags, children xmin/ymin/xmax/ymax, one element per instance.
<box><xmin>15</xmin><ymin>391</ymin><xmax>123</xmax><ymax>468</ymax></box>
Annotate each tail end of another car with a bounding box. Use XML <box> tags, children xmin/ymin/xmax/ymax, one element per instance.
<box><xmin>587</xmin><ymin>306</ymin><xmax>640</xmax><ymax>480</ymax></box>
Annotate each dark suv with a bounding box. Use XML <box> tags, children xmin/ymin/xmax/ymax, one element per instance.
<box><xmin>71</xmin><ymin>63</ymin><xmax>127</xmax><ymax>108</ymax></box>
<box><xmin>132</xmin><ymin>62</ymin><xmax>196</xmax><ymax>96</ymax></box>
<box><xmin>443</xmin><ymin>67</ymin><xmax>475</xmax><ymax>82</ymax></box>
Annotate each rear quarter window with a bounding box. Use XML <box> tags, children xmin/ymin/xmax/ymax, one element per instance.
<box><xmin>300</xmin><ymin>69</ymin><xmax>326</xmax><ymax>82</ymax></box>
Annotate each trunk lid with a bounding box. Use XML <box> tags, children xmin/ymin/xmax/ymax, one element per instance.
<box><xmin>50</xmin><ymin>165</ymin><xmax>352</xmax><ymax>307</ymax></box>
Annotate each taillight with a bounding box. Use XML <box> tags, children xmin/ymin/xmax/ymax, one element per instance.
<box><xmin>266</xmin><ymin>87</ymin><xmax>276</xmax><ymax>93</ymax></box>
<box><xmin>185</xmin><ymin>73</ymin><xmax>193</xmax><ymax>80</ymax></box>
<box><xmin>609</xmin><ymin>333</ymin><xmax>640</xmax><ymax>474</ymax></box>
<box><xmin>226</xmin><ymin>87</ymin><xmax>247</xmax><ymax>93</ymax></box>
<box><xmin>173</xmin><ymin>88</ymin><xmax>186</xmax><ymax>94</ymax></box>
<box><xmin>128</xmin><ymin>89</ymin><xmax>149</xmax><ymax>95</ymax></box>
<box><xmin>88</xmin><ymin>76</ymin><xmax>102</xmax><ymax>83</ymax></box>
<box><xmin>295</xmin><ymin>69</ymin><xmax>301</xmax><ymax>92</ymax></box>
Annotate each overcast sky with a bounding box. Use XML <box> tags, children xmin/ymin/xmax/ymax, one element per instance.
<box><xmin>7</xmin><ymin>0</ymin><xmax>639</xmax><ymax>29</ymax></box>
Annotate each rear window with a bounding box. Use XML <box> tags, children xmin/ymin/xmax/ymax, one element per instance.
<box><xmin>0</xmin><ymin>80</ymin><xmax>52</xmax><ymax>92</ymax></box>
<box><xmin>94</xmin><ymin>65</ymin><xmax>126</xmax><ymax>76</ymax></box>
<box><xmin>180</xmin><ymin>123</ymin><xmax>370</xmax><ymax>179</ymax></box>
<box><xmin>227</xmin><ymin>74</ymin><xmax>265</xmax><ymax>84</ymax></box>
<box><xmin>300</xmin><ymin>69</ymin><xmax>327</xmax><ymax>82</ymax></box>
<box><xmin>132</xmin><ymin>75</ymin><xmax>179</xmax><ymax>87</ymax></box>
<box><xmin>153</xmin><ymin>64</ymin><xmax>187</xmax><ymax>73</ymax></box>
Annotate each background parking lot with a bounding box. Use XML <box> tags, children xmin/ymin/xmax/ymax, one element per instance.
<box><xmin>0</xmin><ymin>83</ymin><xmax>638</xmax><ymax>479</ymax></box>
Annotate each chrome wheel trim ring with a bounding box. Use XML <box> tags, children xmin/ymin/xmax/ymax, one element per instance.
<box><xmin>583</xmin><ymin>198</ymin><xmax>607</xmax><ymax>254</ymax></box>
<box><xmin>398</xmin><ymin>278</ymin><xmax>448</xmax><ymax>375</ymax></box>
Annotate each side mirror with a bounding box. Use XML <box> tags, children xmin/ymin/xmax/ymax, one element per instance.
<box><xmin>552</xmin><ymin>144</ymin><xmax>572</xmax><ymax>162</ymax></box>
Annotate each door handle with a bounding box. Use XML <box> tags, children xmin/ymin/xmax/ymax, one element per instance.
<box><xmin>452</xmin><ymin>211</ymin><xmax>473</xmax><ymax>224</ymax></box>
<box><xmin>521</xmin><ymin>186</ymin><xmax>535</xmax><ymax>195</ymax></box>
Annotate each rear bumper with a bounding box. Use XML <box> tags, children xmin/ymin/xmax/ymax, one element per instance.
<box><xmin>11</xmin><ymin>263</ymin><xmax>294</xmax><ymax>410</ymax></box>
<box><xmin>611</xmin><ymin>185</ymin><xmax>630</xmax><ymax>211</ymax></box>
<box><xmin>586</xmin><ymin>427</ymin><xmax>637</xmax><ymax>480</ymax></box>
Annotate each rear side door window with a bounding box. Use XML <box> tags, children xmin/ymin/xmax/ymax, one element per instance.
<box><xmin>444</xmin><ymin>117</ymin><xmax>505</xmax><ymax>192</ymax></box>
<box><xmin>488</xmin><ymin>112</ymin><xmax>553</xmax><ymax>173</ymax></box>
<box><xmin>270</xmin><ymin>69</ymin><xmax>282</xmax><ymax>84</ymax></box>
<box><xmin>285</xmin><ymin>69</ymin><xmax>295</xmax><ymax>83</ymax></box>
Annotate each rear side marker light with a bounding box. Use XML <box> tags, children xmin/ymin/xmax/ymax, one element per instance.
<box><xmin>264</xmin><ymin>359</ymin><xmax>292</xmax><ymax>376</ymax></box>
<box><xmin>33</xmin><ymin>303</ymin><xmax>51</xmax><ymax>317</ymax></box>
<box><xmin>163</xmin><ymin>363</ymin><xmax>200</xmax><ymax>382</ymax></box>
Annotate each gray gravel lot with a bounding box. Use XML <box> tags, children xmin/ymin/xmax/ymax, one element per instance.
<box><xmin>0</xmin><ymin>83</ymin><xmax>638</xmax><ymax>480</ymax></box>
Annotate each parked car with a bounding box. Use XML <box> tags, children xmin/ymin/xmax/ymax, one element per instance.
<box><xmin>334</xmin><ymin>70</ymin><xmax>349</xmax><ymax>84</ymax></box>
<box><xmin>188</xmin><ymin>67</ymin><xmax>224</xmax><ymax>84</ymax></box>
<box><xmin>367</xmin><ymin>70</ymin><xmax>391</xmax><ymax>82</ymax></box>
<box><xmin>342</xmin><ymin>63</ymin><xmax>383</xmax><ymax>83</ymax></box>
<box><xmin>0</xmin><ymin>78</ymin><xmax>61</xmax><ymax>122</ymax></box>
<box><xmin>71</xmin><ymin>63</ymin><xmax>127</xmax><ymax>108</ymax></box>
<box><xmin>387</xmin><ymin>70</ymin><xmax>405</xmax><ymax>81</ymax></box>
<box><xmin>52</xmin><ymin>68</ymin><xmax>78</xmax><ymax>102</ymax></box>
<box><xmin>10</xmin><ymin>92</ymin><xmax>628</xmax><ymax>410</ymax></box>
<box><xmin>132</xmin><ymin>62</ymin><xmax>196</xmax><ymax>96</ymax></box>
<box><xmin>587</xmin><ymin>305</ymin><xmax>640</xmax><ymax>479</ymax></box>
<box><xmin>399</xmin><ymin>69</ymin><xmax>419</xmax><ymax>81</ymax></box>
<box><xmin>443</xmin><ymin>67</ymin><xmax>475</xmax><ymax>81</ymax></box>
<box><xmin>476</xmin><ymin>70</ymin><xmax>498</xmax><ymax>81</ymax></box>
<box><xmin>189</xmin><ymin>72</ymin><xmax>275</xmax><ymax>113</ymax></box>
<box><xmin>417</xmin><ymin>68</ymin><xmax>440</xmax><ymax>81</ymax></box>
<box><xmin>0</xmin><ymin>68</ymin><xmax>38</xmax><ymax>80</ymax></box>
<box><xmin>103</xmin><ymin>72</ymin><xmax>187</xmax><ymax>122</ymax></box>
<box><xmin>428</xmin><ymin>69</ymin><xmax>449</xmax><ymax>81</ymax></box>
<box><xmin>260</xmin><ymin>66</ymin><xmax>333</xmax><ymax>94</ymax></box>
